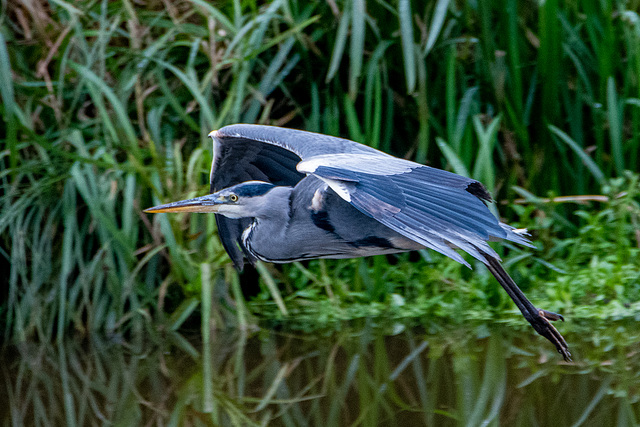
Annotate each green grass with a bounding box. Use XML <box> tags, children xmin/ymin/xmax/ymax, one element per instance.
<box><xmin>1</xmin><ymin>0</ymin><xmax>639</xmax><ymax>342</ymax></box>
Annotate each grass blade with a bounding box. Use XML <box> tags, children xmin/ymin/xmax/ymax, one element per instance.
<box><xmin>398</xmin><ymin>0</ymin><xmax>416</xmax><ymax>93</ymax></box>
<box><xmin>549</xmin><ymin>125</ymin><xmax>606</xmax><ymax>185</ymax></box>
<box><xmin>471</xmin><ymin>114</ymin><xmax>501</xmax><ymax>191</ymax></box>
<box><xmin>436</xmin><ymin>137</ymin><xmax>470</xmax><ymax>177</ymax></box>
<box><xmin>326</xmin><ymin>3</ymin><xmax>351</xmax><ymax>82</ymax></box>
<box><xmin>607</xmin><ymin>76</ymin><xmax>624</xmax><ymax>174</ymax></box>
<box><xmin>201</xmin><ymin>263</ymin><xmax>214</xmax><ymax>413</ymax></box>
<box><xmin>423</xmin><ymin>0</ymin><xmax>450</xmax><ymax>56</ymax></box>
<box><xmin>256</xmin><ymin>262</ymin><xmax>288</xmax><ymax>316</ymax></box>
<box><xmin>187</xmin><ymin>0</ymin><xmax>235</xmax><ymax>32</ymax></box>
<box><xmin>349</xmin><ymin>0</ymin><xmax>365</xmax><ymax>97</ymax></box>
<box><xmin>0</xmin><ymin>32</ymin><xmax>19</xmax><ymax>169</ymax></box>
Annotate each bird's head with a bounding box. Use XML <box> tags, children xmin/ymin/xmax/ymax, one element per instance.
<box><xmin>144</xmin><ymin>181</ymin><xmax>278</xmax><ymax>219</ymax></box>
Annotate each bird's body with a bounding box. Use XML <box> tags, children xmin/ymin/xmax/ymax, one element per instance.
<box><xmin>146</xmin><ymin>124</ymin><xmax>571</xmax><ymax>360</ymax></box>
<box><xmin>241</xmin><ymin>176</ymin><xmax>423</xmax><ymax>263</ymax></box>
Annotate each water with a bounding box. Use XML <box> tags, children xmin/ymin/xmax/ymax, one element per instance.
<box><xmin>2</xmin><ymin>322</ymin><xmax>638</xmax><ymax>426</ymax></box>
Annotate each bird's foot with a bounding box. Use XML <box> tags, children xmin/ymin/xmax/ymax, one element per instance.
<box><xmin>531</xmin><ymin>309</ymin><xmax>571</xmax><ymax>361</ymax></box>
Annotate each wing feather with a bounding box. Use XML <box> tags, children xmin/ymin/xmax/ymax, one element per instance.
<box><xmin>301</xmin><ymin>154</ymin><xmax>531</xmax><ymax>266</ymax></box>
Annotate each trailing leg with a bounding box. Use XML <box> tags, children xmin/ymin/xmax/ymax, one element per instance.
<box><xmin>483</xmin><ymin>254</ymin><xmax>571</xmax><ymax>361</ymax></box>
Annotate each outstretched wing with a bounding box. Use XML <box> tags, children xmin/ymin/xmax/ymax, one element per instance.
<box><xmin>209</xmin><ymin>124</ymin><xmax>530</xmax><ymax>269</ymax></box>
<box><xmin>209</xmin><ymin>124</ymin><xmax>381</xmax><ymax>269</ymax></box>
<box><xmin>297</xmin><ymin>153</ymin><xmax>533</xmax><ymax>267</ymax></box>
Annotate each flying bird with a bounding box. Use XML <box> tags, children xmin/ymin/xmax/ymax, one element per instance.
<box><xmin>145</xmin><ymin>124</ymin><xmax>571</xmax><ymax>360</ymax></box>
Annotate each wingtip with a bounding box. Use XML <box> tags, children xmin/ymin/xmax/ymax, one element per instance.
<box><xmin>466</xmin><ymin>181</ymin><xmax>494</xmax><ymax>203</ymax></box>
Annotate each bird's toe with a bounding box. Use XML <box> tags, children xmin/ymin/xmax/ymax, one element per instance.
<box><xmin>533</xmin><ymin>308</ymin><xmax>572</xmax><ymax>362</ymax></box>
<box><xmin>539</xmin><ymin>309</ymin><xmax>564</xmax><ymax>322</ymax></box>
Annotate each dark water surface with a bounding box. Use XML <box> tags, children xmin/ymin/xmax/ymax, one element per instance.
<box><xmin>2</xmin><ymin>322</ymin><xmax>639</xmax><ymax>426</ymax></box>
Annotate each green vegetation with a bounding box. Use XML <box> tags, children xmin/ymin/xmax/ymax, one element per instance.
<box><xmin>1</xmin><ymin>0</ymin><xmax>639</xmax><ymax>344</ymax></box>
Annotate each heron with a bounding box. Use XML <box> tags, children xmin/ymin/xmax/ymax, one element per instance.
<box><xmin>145</xmin><ymin>124</ymin><xmax>571</xmax><ymax>360</ymax></box>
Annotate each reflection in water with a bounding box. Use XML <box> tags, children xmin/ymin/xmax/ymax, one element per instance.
<box><xmin>2</xmin><ymin>323</ymin><xmax>639</xmax><ymax>426</ymax></box>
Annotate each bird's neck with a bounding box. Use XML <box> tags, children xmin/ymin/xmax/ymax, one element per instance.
<box><xmin>241</xmin><ymin>186</ymin><xmax>293</xmax><ymax>261</ymax></box>
<box><xmin>251</xmin><ymin>186</ymin><xmax>293</xmax><ymax>221</ymax></box>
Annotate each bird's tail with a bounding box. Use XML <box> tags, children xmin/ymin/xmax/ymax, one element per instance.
<box><xmin>499</xmin><ymin>223</ymin><xmax>536</xmax><ymax>248</ymax></box>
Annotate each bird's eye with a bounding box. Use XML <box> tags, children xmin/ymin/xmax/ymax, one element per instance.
<box><xmin>229</xmin><ymin>194</ymin><xmax>238</xmax><ymax>202</ymax></box>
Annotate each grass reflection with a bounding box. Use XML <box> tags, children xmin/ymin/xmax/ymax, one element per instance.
<box><xmin>2</xmin><ymin>323</ymin><xmax>638</xmax><ymax>426</ymax></box>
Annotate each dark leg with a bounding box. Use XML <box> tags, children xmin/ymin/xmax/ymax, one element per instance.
<box><xmin>483</xmin><ymin>254</ymin><xmax>571</xmax><ymax>361</ymax></box>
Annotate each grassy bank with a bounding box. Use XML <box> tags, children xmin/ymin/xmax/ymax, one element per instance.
<box><xmin>1</xmin><ymin>0</ymin><xmax>639</xmax><ymax>342</ymax></box>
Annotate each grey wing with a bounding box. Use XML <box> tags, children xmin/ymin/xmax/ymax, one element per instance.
<box><xmin>297</xmin><ymin>154</ymin><xmax>533</xmax><ymax>267</ymax></box>
<box><xmin>209</xmin><ymin>124</ymin><xmax>383</xmax><ymax>269</ymax></box>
